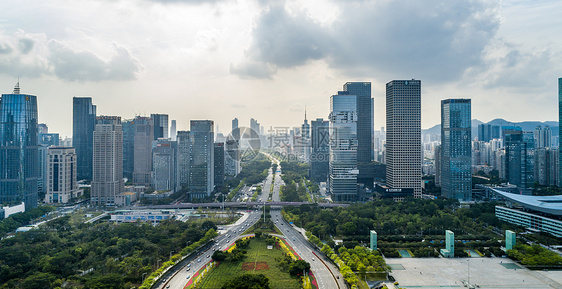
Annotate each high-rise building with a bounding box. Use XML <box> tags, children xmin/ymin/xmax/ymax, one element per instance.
<box><xmin>310</xmin><ymin>118</ymin><xmax>329</xmax><ymax>182</ymax></box>
<box><xmin>45</xmin><ymin>147</ymin><xmax>82</xmax><ymax>204</ymax></box>
<box><xmin>214</xmin><ymin>142</ymin><xmax>225</xmax><ymax>189</ymax></box>
<box><xmin>232</xmin><ymin>118</ymin><xmax>239</xmax><ymax>140</ymax></box>
<box><xmin>189</xmin><ymin>120</ymin><xmax>214</xmax><ymax>198</ymax></box>
<box><xmin>73</xmin><ymin>97</ymin><xmax>96</xmax><ymax>181</ymax></box>
<box><xmin>300</xmin><ymin>109</ymin><xmax>311</xmax><ymax>162</ymax></box>
<box><xmin>38</xmin><ymin>145</ymin><xmax>49</xmax><ymax>195</ymax></box>
<box><xmin>250</xmin><ymin>118</ymin><xmax>260</xmax><ymax>135</ymax></box>
<box><xmin>535</xmin><ymin>148</ymin><xmax>551</xmax><ymax>186</ymax></box>
<box><xmin>434</xmin><ymin>145</ymin><xmax>441</xmax><ymax>187</ymax></box>
<box><xmin>385</xmin><ymin>80</ymin><xmax>422</xmax><ymax>198</ymax></box>
<box><xmin>177</xmin><ymin>130</ymin><xmax>191</xmax><ymax>188</ymax></box>
<box><xmin>170</xmin><ymin>120</ymin><xmax>177</xmax><ymax>141</ymax></box>
<box><xmin>152</xmin><ymin>139</ymin><xmax>178</xmax><ymax>192</ymax></box>
<box><xmin>329</xmin><ymin>93</ymin><xmax>358</xmax><ymax>202</ymax></box>
<box><xmin>505</xmin><ymin>130</ymin><xmax>534</xmax><ymax>189</ymax></box>
<box><xmin>133</xmin><ymin>116</ymin><xmax>153</xmax><ymax>186</ymax></box>
<box><xmin>225</xmin><ymin>139</ymin><xmax>240</xmax><ymax>177</ymax></box>
<box><xmin>343</xmin><ymin>82</ymin><xmax>374</xmax><ymax>189</ymax></box>
<box><xmin>0</xmin><ymin>83</ymin><xmax>39</xmax><ymax>209</ymax></box>
<box><xmin>122</xmin><ymin>119</ymin><xmax>135</xmax><ymax>181</ymax></box>
<box><xmin>534</xmin><ymin>125</ymin><xmax>552</xmax><ymax>149</ymax></box>
<box><xmin>151</xmin><ymin>113</ymin><xmax>169</xmax><ymax>140</ymax></box>
<box><xmin>91</xmin><ymin>116</ymin><xmax>123</xmax><ymax>206</ymax></box>
<box><xmin>559</xmin><ymin>78</ymin><xmax>562</xmax><ymax>186</ymax></box>
<box><xmin>441</xmin><ymin>99</ymin><xmax>472</xmax><ymax>201</ymax></box>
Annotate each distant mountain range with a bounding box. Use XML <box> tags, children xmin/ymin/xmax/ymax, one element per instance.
<box><xmin>423</xmin><ymin>119</ymin><xmax>559</xmax><ymax>137</ymax></box>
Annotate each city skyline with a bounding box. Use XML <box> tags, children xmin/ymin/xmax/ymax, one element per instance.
<box><xmin>0</xmin><ymin>0</ymin><xmax>561</xmax><ymax>137</ymax></box>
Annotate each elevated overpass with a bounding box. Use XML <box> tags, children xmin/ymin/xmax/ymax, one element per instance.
<box><xmin>134</xmin><ymin>201</ymin><xmax>349</xmax><ymax>210</ymax></box>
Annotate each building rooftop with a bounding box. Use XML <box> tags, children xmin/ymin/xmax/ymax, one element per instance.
<box><xmin>492</xmin><ymin>188</ymin><xmax>562</xmax><ymax>216</ymax></box>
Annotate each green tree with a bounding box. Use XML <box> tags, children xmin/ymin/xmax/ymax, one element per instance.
<box><xmin>221</xmin><ymin>273</ymin><xmax>270</xmax><ymax>289</ymax></box>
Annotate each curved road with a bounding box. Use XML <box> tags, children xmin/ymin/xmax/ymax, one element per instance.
<box><xmin>159</xmin><ymin>157</ymin><xmax>343</xmax><ymax>289</ymax></box>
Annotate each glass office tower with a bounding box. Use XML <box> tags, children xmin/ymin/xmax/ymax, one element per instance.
<box><xmin>0</xmin><ymin>83</ymin><xmax>39</xmax><ymax>209</ymax></box>
<box><xmin>329</xmin><ymin>93</ymin><xmax>358</xmax><ymax>202</ymax></box>
<box><xmin>73</xmin><ymin>97</ymin><xmax>96</xmax><ymax>181</ymax></box>
<box><xmin>343</xmin><ymin>82</ymin><xmax>373</xmax><ymax>188</ymax></box>
<box><xmin>441</xmin><ymin>99</ymin><xmax>472</xmax><ymax>201</ymax></box>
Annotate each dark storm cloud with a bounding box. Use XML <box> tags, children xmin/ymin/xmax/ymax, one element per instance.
<box><xmin>48</xmin><ymin>41</ymin><xmax>142</xmax><ymax>82</ymax></box>
<box><xmin>18</xmin><ymin>39</ymin><xmax>34</xmax><ymax>54</ymax></box>
<box><xmin>233</xmin><ymin>0</ymin><xmax>503</xmax><ymax>82</ymax></box>
<box><xmin>229</xmin><ymin>61</ymin><xmax>276</xmax><ymax>79</ymax></box>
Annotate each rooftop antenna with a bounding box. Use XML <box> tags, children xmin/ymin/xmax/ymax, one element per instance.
<box><xmin>304</xmin><ymin>105</ymin><xmax>307</xmax><ymax>122</ymax></box>
<box><xmin>13</xmin><ymin>78</ymin><xmax>20</xmax><ymax>94</ymax></box>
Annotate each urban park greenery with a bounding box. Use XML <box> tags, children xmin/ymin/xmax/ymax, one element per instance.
<box><xmin>0</xmin><ymin>218</ymin><xmax>215</xmax><ymax>289</ymax></box>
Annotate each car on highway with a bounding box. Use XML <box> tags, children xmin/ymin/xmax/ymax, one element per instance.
<box><xmin>207</xmin><ymin>255</ymin><xmax>210</xmax><ymax>258</ymax></box>
<box><xmin>186</xmin><ymin>275</ymin><xmax>190</xmax><ymax>279</ymax></box>
<box><xmin>186</xmin><ymin>268</ymin><xmax>190</xmax><ymax>271</ymax></box>
<box><xmin>198</xmin><ymin>258</ymin><xmax>201</xmax><ymax>262</ymax></box>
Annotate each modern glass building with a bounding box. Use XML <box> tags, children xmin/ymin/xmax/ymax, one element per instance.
<box><xmin>343</xmin><ymin>82</ymin><xmax>373</xmax><ymax>189</ymax></box>
<box><xmin>329</xmin><ymin>93</ymin><xmax>358</xmax><ymax>202</ymax></box>
<box><xmin>189</xmin><ymin>120</ymin><xmax>214</xmax><ymax>198</ymax></box>
<box><xmin>151</xmin><ymin>113</ymin><xmax>169</xmax><ymax>140</ymax></box>
<box><xmin>310</xmin><ymin>118</ymin><xmax>329</xmax><ymax>182</ymax></box>
<box><xmin>0</xmin><ymin>83</ymin><xmax>39</xmax><ymax>209</ymax></box>
<box><xmin>214</xmin><ymin>142</ymin><xmax>225</xmax><ymax>188</ymax></box>
<box><xmin>122</xmin><ymin>119</ymin><xmax>135</xmax><ymax>181</ymax></box>
<box><xmin>505</xmin><ymin>130</ymin><xmax>534</xmax><ymax>189</ymax></box>
<box><xmin>441</xmin><ymin>99</ymin><xmax>472</xmax><ymax>201</ymax></box>
<box><xmin>385</xmin><ymin>80</ymin><xmax>422</xmax><ymax>198</ymax></box>
<box><xmin>73</xmin><ymin>97</ymin><xmax>96</xmax><ymax>181</ymax></box>
<box><xmin>559</xmin><ymin>78</ymin><xmax>562</xmax><ymax>186</ymax></box>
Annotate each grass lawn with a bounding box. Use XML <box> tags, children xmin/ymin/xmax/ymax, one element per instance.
<box><xmin>196</xmin><ymin>237</ymin><xmax>301</xmax><ymax>289</ymax></box>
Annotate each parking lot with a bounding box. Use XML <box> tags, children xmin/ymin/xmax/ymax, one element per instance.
<box><xmin>387</xmin><ymin>257</ymin><xmax>562</xmax><ymax>288</ymax></box>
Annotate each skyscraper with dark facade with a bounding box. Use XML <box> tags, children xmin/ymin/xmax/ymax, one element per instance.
<box><xmin>0</xmin><ymin>83</ymin><xmax>39</xmax><ymax>209</ymax></box>
<box><xmin>310</xmin><ymin>118</ymin><xmax>329</xmax><ymax>182</ymax></box>
<box><xmin>122</xmin><ymin>119</ymin><xmax>135</xmax><ymax>180</ymax></box>
<box><xmin>343</xmin><ymin>82</ymin><xmax>374</xmax><ymax>189</ymax></box>
<box><xmin>385</xmin><ymin>80</ymin><xmax>422</xmax><ymax>198</ymax></box>
<box><xmin>151</xmin><ymin>113</ymin><xmax>169</xmax><ymax>140</ymax></box>
<box><xmin>189</xmin><ymin>120</ymin><xmax>214</xmax><ymax>198</ymax></box>
<box><xmin>73</xmin><ymin>97</ymin><xmax>96</xmax><ymax>181</ymax></box>
<box><xmin>559</xmin><ymin>78</ymin><xmax>562</xmax><ymax>185</ymax></box>
<box><xmin>441</xmin><ymin>99</ymin><xmax>472</xmax><ymax>201</ymax></box>
<box><xmin>505</xmin><ymin>130</ymin><xmax>534</xmax><ymax>189</ymax></box>
<box><xmin>478</xmin><ymin>124</ymin><xmax>500</xmax><ymax>142</ymax></box>
<box><xmin>214</xmin><ymin>142</ymin><xmax>225</xmax><ymax>189</ymax></box>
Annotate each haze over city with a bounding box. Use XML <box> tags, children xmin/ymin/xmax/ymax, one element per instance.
<box><xmin>1</xmin><ymin>0</ymin><xmax>561</xmax><ymax>137</ymax></box>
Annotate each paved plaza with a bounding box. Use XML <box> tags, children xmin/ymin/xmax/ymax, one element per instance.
<box><xmin>386</xmin><ymin>257</ymin><xmax>562</xmax><ymax>289</ymax></box>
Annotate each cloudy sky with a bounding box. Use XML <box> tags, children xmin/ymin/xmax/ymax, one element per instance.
<box><xmin>0</xmin><ymin>0</ymin><xmax>561</xmax><ymax>137</ymax></box>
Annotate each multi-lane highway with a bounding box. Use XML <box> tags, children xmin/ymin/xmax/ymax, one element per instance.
<box><xmin>158</xmin><ymin>156</ymin><xmax>343</xmax><ymax>288</ymax></box>
<box><xmin>269</xmin><ymin>162</ymin><xmax>345</xmax><ymax>289</ymax></box>
<box><xmin>157</xmin><ymin>210</ymin><xmax>263</xmax><ymax>289</ymax></box>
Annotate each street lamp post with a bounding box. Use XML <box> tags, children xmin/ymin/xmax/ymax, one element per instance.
<box><xmin>170</xmin><ymin>250</ymin><xmax>174</xmax><ymax>260</ymax></box>
<box><xmin>157</xmin><ymin>259</ymin><xmax>162</xmax><ymax>268</ymax></box>
<box><xmin>142</xmin><ymin>272</ymin><xmax>147</xmax><ymax>283</ymax></box>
